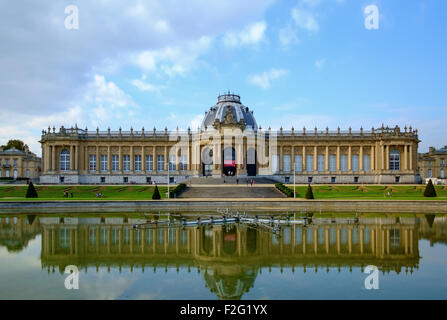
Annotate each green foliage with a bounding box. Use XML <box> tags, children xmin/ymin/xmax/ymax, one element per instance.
<box><xmin>169</xmin><ymin>183</ymin><xmax>187</xmax><ymax>198</ymax></box>
<box><xmin>275</xmin><ymin>183</ymin><xmax>295</xmax><ymax>197</ymax></box>
<box><xmin>305</xmin><ymin>184</ymin><xmax>314</xmax><ymax>199</ymax></box>
<box><xmin>152</xmin><ymin>185</ymin><xmax>161</xmax><ymax>200</ymax></box>
<box><xmin>25</xmin><ymin>182</ymin><xmax>38</xmax><ymax>198</ymax></box>
<box><xmin>424</xmin><ymin>180</ymin><xmax>437</xmax><ymax>197</ymax></box>
<box><xmin>1</xmin><ymin>139</ymin><xmax>28</xmax><ymax>152</ymax></box>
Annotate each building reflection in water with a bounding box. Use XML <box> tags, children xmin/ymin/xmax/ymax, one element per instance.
<box><xmin>0</xmin><ymin>214</ymin><xmax>446</xmax><ymax>299</ymax></box>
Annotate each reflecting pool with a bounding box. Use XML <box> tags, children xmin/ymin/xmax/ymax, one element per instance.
<box><xmin>0</xmin><ymin>213</ymin><xmax>446</xmax><ymax>299</ymax></box>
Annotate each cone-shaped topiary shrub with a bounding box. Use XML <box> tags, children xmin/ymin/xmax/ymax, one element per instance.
<box><xmin>152</xmin><ymin>185</ymin><xmax>161</xmax><ymax>200</ymax></box>
<box><xmin>25</xmin><ymin>182</ymin><xmax>38</xmax><ymax>198</ymax></box>
<box><xmin>305</xmin><ymin>184</ymin><xmax>314</xmax><ymax>199</ymax></box>
<box><xmin>424</xmin><ymin>179</ymin><xmax>437</xmax><ymax>197</ymax></box>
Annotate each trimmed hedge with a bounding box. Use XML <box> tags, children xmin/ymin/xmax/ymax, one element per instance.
<box><xmin>152</xmin><ymin>185</ymin><xmax>161</xmax><ymax>200</ymax></box>
<box><xmin>169</xmin><ymin>183</ymin><xmax>187</xmax><ymax>198</ymax></box>
<box><xmin>305</xmin><ymin>184</ymin><xmax>314</xmax><ymax>199</ymax></box>
<box><xmin>275</xmin><ymin>183</ymin><xmax>295</xmax><ymax>197</ymax></box>
<box><xmin>25</xmin><ymin>182</ymin><xmax>38</xmax><ymax>198</ymax></box>
<box><xmin>424</xmin><ymin>179</ymin><xmax>437</xmax><ymax>197</ymax></box>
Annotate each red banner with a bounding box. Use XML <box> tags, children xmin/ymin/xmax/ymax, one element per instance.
<box><xmin>224</xmin><ymin>160</ymin><xmax>236</xmax><ymax>167</ymax></box>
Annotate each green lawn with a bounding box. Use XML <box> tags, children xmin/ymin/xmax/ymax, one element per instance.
<box><xmin>0</xmin><ymin>185</ymin><xmax>171</xmax><ymax>201</ymax></box>
<box><xmin>289</xmin><ymin>185</ymin><xmax>447</xmax><ymax>200</ymax></box>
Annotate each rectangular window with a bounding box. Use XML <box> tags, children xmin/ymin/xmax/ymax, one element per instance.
<box><xmin>89</xmin><ymin>155</ymin><xmax>96</xmax><ymax>172</ymax></box>
<box><xmin>123</xmin><ymin>155</ymin><xmax>130</xmax><ymax>172</ymax></box>
<box><xmin>363</xmin><ymin>154</ymin><xmax>370</xmax><ymax>172</ymax></box>
<box><xmin>317</xmin><ymin>155</ymin><xmax>325</xmax><ymax>172</ymax></box>
<box><xmin>329</xmin><ymin>155</ymin><xmax>336</xmax><ymax>172</ymax></box>
<box><xmin>272</xmin><ymin>155</ymin><xmax>279</xmax><ymax>173</ymax></box>
<box><xmin>146</xmin><ymin>155</ymin><xmax>153</xmax><ymax>171</ymax></box>
<box><xmin>13</xmin><ymin>159</ymin><xmax>17</xmax><ymax>167</ymax></box>
<box><xmin>441</xmin><ymin>159</ymin><xmax>445</xmax><ymax>167</ymax></box>
<box><xmin>340</xmin><ymin>155</ymin><xmax>348</xmax><ymax>172</ymax></box>
<box><xmin>331</xmin><ymin>177</ymin><xmax>336</xmax><ymax>183</ymax></box>
<box><xmin>100</xmin><ymin>177</ymin><xmax>106</xmax><ymax>183</ymax></box>
<box><xmin>112</xmin><ymin>155</ymin><xmax>119</xmax><ymax>171</ymax></box>
<box><xmin>101</xmin><ymin>155</ymin><xmax>108</xmax><ymax>171</ymax></box>
<box><xmin>352</xmin><ymin>155</ymin><xmax>359</xmax><ymax>172</ymax></box>
<box><xmin>146</xmin><ymin>177</ymin><xmax>152</xmax><ymax>184</ymax></box>
<box><xmin>354</xmin><ymin>177</ymin><xmax>359</xmax><ymax>183</ymax></box>
<box><xmin>390</xmin><ymin>151</ymin><xmax>400</xmax><ymax>171</ymax></box>
<box><xmin>180</xmin><ymin>155</ymin><xmax>187</xmax><ymax>171</ymax></box>
<box><xmin>157</xmin><ymin>155</ymin><xmax>164</xmax><ymax>171</ymax></box>
<box><xmin>169</xmin><ymin>155</ymin><xmax>176</xmax><ymax>171</ymax></box>
<box><xmin>283</xmin><ymin>155</ymin><xmax>291</xmax><ymax>172</ymax></box>
<box><xmin>428</xmin><ymin>169</ymin><xmax>432</xmax><ymax>178</ymax></box>
<box><xmin>123</xmin><ymin>177</ymin><xmax>128</xmax><ymax>183</ymax></box>
<box><xmin>26</xmin><ymin>170</ymin><xmax>30</xmax><ymax>178</ymax></box>
<box><xmin>306</xmin><ymin>155</ymin><xmax>314</xmax><ymax>172</ymax></box>
<box><xmin>294</xmin><ymin>155</ymin><xmax>302</xmax><ymax>172</ymax></box>
<box><xmin>134</xmin><ymin>155</ymin><xmax>141</xmax><ymax>171</ymax></box>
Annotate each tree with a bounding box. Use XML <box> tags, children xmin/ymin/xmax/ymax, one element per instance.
<box><xmin>25</xmin><ymin>182</ymin><xmax>38</xmax><ymax>198</ymax></box>
<box><xmin>1</xmin><ymin>139</ymin><xmax>29</xmax><ymax>152</ymax></box>
<box><xmin>152</xmin><ymin>185</ymin><xmax>161</xmax><ymax>200</ymax></box>
<box><xmin>305</xmin><ymin>184</ymin><xmax>314</xmax><ymax>199</ymax></box>
<box><xmin>424</xmin><ymin>179</ymin><xmax>437</xmax><ymax>197</ymax></box>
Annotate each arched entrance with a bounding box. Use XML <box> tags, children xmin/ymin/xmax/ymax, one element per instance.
<box><xmin>247</xmin><ymin>148</ymin><xmax>256</xmax><ymax>176</ymax></box>
<box><xmin>202</xmin><ymin>147</ymin><xmax>213</xmax><ymax>176</ymax></box>
<box><xmin>223</xmin><ymin>147</ymin><xmax>236</xmax><ymax>176</ymax></box>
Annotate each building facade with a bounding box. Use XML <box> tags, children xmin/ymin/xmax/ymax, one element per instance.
<box><xmin>418</xmin><ymin>146</ymin><xmax>447</xmax><ymax>183</ymax></box>
<box><xmin>40</xmin><ymin>93</ymin><xmax>420</xmax><ymax>184</ymax></box>
<box><xmin>0</xmin><ymin>147</ymin><xmax>41</xmax><ymax>180</ymax></box>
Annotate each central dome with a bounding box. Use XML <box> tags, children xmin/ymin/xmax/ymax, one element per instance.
<box><xmin>201</xmin><ymin>93</ymin><xmax>258</xmax><ymax>131</ymax></box>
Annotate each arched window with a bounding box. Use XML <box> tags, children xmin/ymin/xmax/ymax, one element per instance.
<box><xmin>60</xmin><ymin>149</ymin><xmax>70</xmax><ymax>171</ymax></box>
<box><xmin>389</xmin><ymin>150</ymin><xmax>400</xmax><ymax>171</ymax></box>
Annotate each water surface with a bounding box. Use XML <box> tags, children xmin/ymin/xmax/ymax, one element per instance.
<box><xmin>0</xmin><ymin>213</ymin><xmax>446</xmax><ymax>299</ymax></box>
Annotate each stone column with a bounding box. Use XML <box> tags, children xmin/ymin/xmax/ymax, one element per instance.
<box><xmin>51</xmin><ymin>145</ymin><xmax>55</xmax><ymax>171</ymax></box>
<box><xmin>359</xmin><ymin>145</ymin><xmax>363</xmax><ymax>171</ymax></box>
<box><xmin>96</xmin><ymin>145</ymin><xmax>100</xmax><ymax>172</ymax></box>
<box><xmin>130</xmin><ymin>145</ymin><xmax>134</xmax><ymax>172</ymax></box>
<box><xmin>385</xmin><ymin>145</ymin><xmax>389</xmax><ymax>170</ymax></box>
<box><xmin>381</xmin><ymin>144</ymin><xmax>385</xmax><ymax>171</ymax></box>
<box><xmin>46</xmin><ymin>144</ymin><xmax>50</xmax><ymax>173</ymax></box>
<box><xmin>70</xmin><ymin>145</ymin><xmax>74</xmax><ymax>171</ymax></box>
<box><xmin>75</xmin><ymin>145</ymin><xmax>79</xmax><ymax>171</ymax></box>
<box><xmin>336</xmin><ymin>145</ymin><xmax>340</xmax><ymax>171</ymax></box>
<box><xmin>142</xmin><ymin>146</ymin><xmax>146</xmax><ymax>172</ymax></box>
<box><xmin>164</xmin><ymin>146</ymin><xmax>168</xmax><ymax>171</ymax></box>
<box><xmin>409</xmin><ymin>144</ymin><xmax>413</xmax><ymax>170</ymax></box>
<box><xmin>313</xmin><ymin>146</ymin><xmax>317</xmax><ymax>172</ymax></box>
<box><xmin>118</xmin><ymin>145</ymin><xmax>122</xmax><ymax>172</ymax></box>
<box><xmin>291</xmin><ymin>145</ymin><xmax>295</xmax><ymax>172</ymax></box>
<box><xmin>279</xmin><ymin>145</ymin><xmax>283</xmax><ymax>172</ymax></box>
<box><xmin>302</xmin><ymin>146</ymin><xmax>306</xmax><ymax>172</ymax></box>
<box><xmin>153</xmin><ymin>146</ymin><xmax>157</xmax><ymax>173</ymax></box>
<box><xmin>404</xmin><ymin>145</ymin><xmax>408</xmax><ymax>171</ymax></box>
<box><xmin>107</xmin><ymin>146</ymin><xmax>111</xmax><ymax>172</ymax></box>
<box><xmin>325</xmin><ymin>146</ymin><xmax>329</xmax><ymax>171</ymax></box>
<box><xmin>371</xmin><ymin>146</ymin><xmax>375</xmax><ymax>171</ymax></box>
<box><xmin>348</xmin><ymin>146</ymin><xmax>352</xmax><ymax>171</ymax></box>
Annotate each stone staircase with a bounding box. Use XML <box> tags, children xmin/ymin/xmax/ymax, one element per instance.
<box><xmin>187</xmin><ymin>176</ymin><xmax>278</xmax><ymax>185</ymax></box>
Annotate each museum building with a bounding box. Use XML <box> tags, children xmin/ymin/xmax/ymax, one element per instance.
<box><xmin>39</xmin><ymin>93</ymin><xmax>420</xmax><ymax>184</ymax></box>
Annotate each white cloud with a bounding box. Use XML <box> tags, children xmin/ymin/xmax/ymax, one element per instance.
<box><xmin>135</xmin><ymin>36</ymin><xmax>213</xmax><ymax>76</ymax></box>
<box><xmin>131</xmin><ymin>78</ymin><xmax>162</xmax><ymax>92</ymax></box>
<box><xmin>223</xmin><ymin>21</ymin><xmax>267</xmax><ymax>47</ymax></box>
<box><xmin>279</xmin><ymin>25</ymin><xmax>299</xmax><ymax>47</ymax></box>
<box><xmin>248</xmin><ymin>69</ymin><xmax>288</xmax><ymax>89</ymax></box>
<box><xmin>291</xmin><ymin>8</ymin><xmax>319</xmax><ymax>32</ymax></box>
<box><xmin>315</xmin><ymin>58</ymin><xmax>326</xmax><ymax>69</ymax></box>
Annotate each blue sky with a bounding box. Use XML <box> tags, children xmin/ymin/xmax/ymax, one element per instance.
<box><xmin>0</xmin><ymin>0</ymin><xmax>446</xmax><ymax>155</ymax></box>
